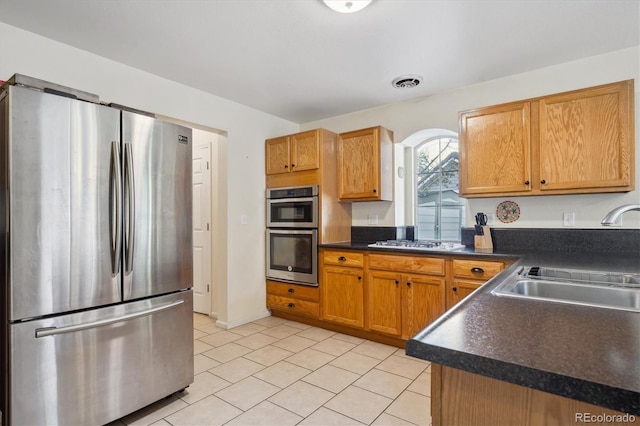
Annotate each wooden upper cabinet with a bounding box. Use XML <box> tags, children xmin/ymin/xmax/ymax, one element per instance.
<box><xmin>338</xmin><ymin>126</ymin><xmax>393</xmax><ymax>201</ymax></box>
<box><xmin>459</xmin><ymin>80</ymin><xmax>635</xmax><ymax>197</ymax></box>
<box><xmin>538</xmin><ymin>81</ymin><xmax>634</xmax><ymax>192</ymax></box>
<box><xmin>265</xmin><ymin>130</ymin><xmax>320</xmax><ymax>175</ymax></box>
<box><xmin>459</xmin><ymin>102</ymin><xmax>531</xmax><ymax>195</ymax></box>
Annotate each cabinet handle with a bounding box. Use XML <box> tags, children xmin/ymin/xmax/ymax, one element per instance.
<box><xmin>452</xmin><ymin>287</ymin><xmax>458</xmax><ymax>292</ymax></box>
<box><xmin>288</xmin><ymin>288</ymin><xmax>295</xmax><ymax>293</ymax></box>
<box><xmin>524</xmin><ymin>180</ymin><xmax>530</xmax><ymax>185</ymax></box>
<box><xmin>407</xmin><ymin>282</ymin><xmax>412</xmax><ymax>287</ymax></box>
<box><xmin>284</xmin><ymin>165</ymin><xmax>288</xmax><ymax>169</ymax></box>
<box><xmin>338</xmin><ymin>256</ymin><xmax>347</xmax><ymax>262</ymax></box>
<box><xmin>358</xmin><ymin>276</ymin><xmax>362</xmax><ymax>281</ymax></box>
<box><xmin>541</xmin><ymin>179</ymin><xmax>547</xmax><ymax>185</ymax></box>
<box><xmin>395</xmin><ymin>280</ymin><xmax>399</xmax><ymax>286</ymax></box>
<box><xmin>291</xmin><ymin>163</ymin><xmax>296</xmax><ymax>168</ymax></box>
<box><xmin>288</xmin><ymin>303</ymin><xmax>295</xmax><ymax>308</ymax></box>
<box><xmin>373</xmin><ymin>189</ymin><xmax>377</xmax><ymax>193</ymax></box>
<box><xmin>471</xmin><ymin>267</ymin><xmax>484</xmax><ymax>274</ymax></box>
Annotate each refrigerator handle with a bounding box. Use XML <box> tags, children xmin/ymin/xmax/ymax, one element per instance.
<box><xmin>124</xmin><ymin>143</ymin><xmax>135</xmax><ymax>274</ymax></box>
<box><xmin>34</xmin><ymin>300</ymin><xmax>184</xmax><ymax>338</ymax></box>
<box><xmin>110</xmin><ymin>141</ymin><xmax>123</xmax><ymax>276</ymax></box>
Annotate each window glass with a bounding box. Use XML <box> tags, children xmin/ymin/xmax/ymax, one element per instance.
<box><xmin>415</xmin><ymin>137</ymin><xmax>465</xmax><ymax>240</ymax></box>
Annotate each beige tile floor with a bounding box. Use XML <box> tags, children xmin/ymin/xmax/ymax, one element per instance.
<box><xmin>112</xmin><ymin>314</ymin><xmax>432</xmax><ymax>426</ymax></box>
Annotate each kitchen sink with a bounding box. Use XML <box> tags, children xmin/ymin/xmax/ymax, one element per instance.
<box><xmin>492</xmin><ymin>266</ymin><xmax>640</xmax><ymax>313</ymax></box>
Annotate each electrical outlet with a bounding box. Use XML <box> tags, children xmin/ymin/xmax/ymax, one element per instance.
<box><xmin>368</xmin><ymin>214</ymin><xmax>379</xmax><ymax>225</ymax></box>
<box><xmin>240</xmin><ymin>214</ymin><xmax>248</xmax><ymax>225</ymax></box>
<box><xmin>563</xmin><ymin>212</ymin><xmax>575</xmax><ymax>227</ymax></box>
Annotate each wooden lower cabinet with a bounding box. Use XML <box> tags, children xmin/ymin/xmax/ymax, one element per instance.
<box><xmin>402</xmin><ymin>274</ymin><xmax>446</xmax><ymax>340</ymax></box>
<box><xmin>432</xmin><ymin>364</ymin><xmax>640</xmax><ymax>426</ymax></box>
<box><xmin>447</xmin><ymin>258</ymin><xmax>509</xmax><ymax>309</ymax></box>
<box><xmin>367</xmin><ymin>270</ymin><xmax>403</xmax><ymax>336</ymax></box>
<box><xmin>266</xmin><ymin>280</ymin><xmax>319</xmax><ymax>319</ymax></box>
<box><xmin>321</xmin><ymin>265</ymin><xmax>365</xmax><ymax>328</ymax></box>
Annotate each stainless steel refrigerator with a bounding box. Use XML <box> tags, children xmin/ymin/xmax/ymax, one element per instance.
<box><xmin>0</xmin><ymin>77</ymin><xmax>194</xmax><ymax>425</ymax></box>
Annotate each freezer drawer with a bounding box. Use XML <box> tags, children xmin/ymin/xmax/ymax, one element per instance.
<box><xmin>8</xmin><ymin>291</ymin><xmax>194</xmax><ymax>426</ymax></box>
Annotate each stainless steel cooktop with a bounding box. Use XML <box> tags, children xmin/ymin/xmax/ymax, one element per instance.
<box><xmin>368</xmin><ymin>240</ymin><xmax>466</xmax><ymax>251</ymax></box>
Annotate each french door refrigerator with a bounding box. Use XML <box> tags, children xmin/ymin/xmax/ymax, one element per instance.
<box><xmin>0</xmin><ymin>81</ymin><xmax>194</xmax><ymax>425</ymax></box>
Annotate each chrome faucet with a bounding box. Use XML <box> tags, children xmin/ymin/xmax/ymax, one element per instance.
<box><xmin>601</xmin><ymin>204</ymin><xmax>640</xmax><ymax>226</ymax></box>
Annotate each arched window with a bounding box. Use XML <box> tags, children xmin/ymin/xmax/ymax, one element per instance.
<box><xmin>413</xmin><ymin>133</ymin><xmax>465</xmax><ymax>241</ymax></box>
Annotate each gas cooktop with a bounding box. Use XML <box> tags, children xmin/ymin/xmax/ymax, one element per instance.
<box><xmin>368</xmin><ymin>240</ymin><xmax>466</xmax><ymax>251</ymax></box>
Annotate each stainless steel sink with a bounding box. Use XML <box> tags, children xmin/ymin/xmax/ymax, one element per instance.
<box><xmin>492</xmin><ymin>267</ymin><xmax>640</xmax><ymax>313</ymax></box>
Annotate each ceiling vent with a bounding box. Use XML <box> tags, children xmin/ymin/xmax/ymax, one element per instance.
<box><xmin>392</xmin><ymin>75</ymin><xmax>423</xmax><ymax>88</ymax></box>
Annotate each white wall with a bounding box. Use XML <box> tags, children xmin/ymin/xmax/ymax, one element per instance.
<box><xmin>0</xmin><ymin>23</ymin><xmax>300</xmax><ymax>328</ymax></box>
<box><xmin>301</xmin><ymin>47</ymin><xmax>640</xmax><ymax>230</ymax></box>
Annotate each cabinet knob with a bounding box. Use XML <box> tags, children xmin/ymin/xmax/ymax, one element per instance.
<box><xmin>452</xmin><ymin>287</ymin><xmax>458</xmax><ymax>292</ymax></box>
<box><xmin>471</xmin><ymin>267</ymin><xmax>484</xmax><ymax>274</ymax></box>
<box><xmin>407</xmin><ymin>282</ymin><xmax>412</xmax><ymax>287</ymax></box>
<box><xmin>373</xmin><ymin>189</ymin><xmax>377</xmax><ymax>193</ymax></box>
<box><xmin>524</xmin><ymin>180</ymin><xmax>530</xmax><ymax>185</ymax></box>
<box><xmin>284</xmin><ymin>165</ymin><xmax>288</xmax><ymax>169</ymax></box>
<box><xmin>291</xmin><ymin>163</ymin><xmax>296</xmax><ymax>168</ymax></box>
<box><xmin>541</xmin><ymin>179</ymin><xmax>547</xmax><ymax>185</ymax></box>
<box><xmin>288</xmin><ymin>288</ymin><xmax>295</xmax><ymax>293</ymax></box>
<box><xmin>395</xmin><ymin>280</ymin><xmax>399</xmax><ymax>286</ymax></box>
<box><xmin>358</xmin><ymin>276</ymin><xmax>362</xmax><ymax>281</ymax></box>
<box><xmin>288</xmin><ymin>303</ymin><xmax>295</xmax><ymax>308</ymax></box>
<box><xmin>338</xmin><ymin>256</ymin><xmax>347</xmax><ymax>262</ymax></box>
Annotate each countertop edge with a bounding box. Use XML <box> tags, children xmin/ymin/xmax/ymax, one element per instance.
<box><xmin>405</xmin><ymin>340</ymin><xmax>640</xmax><ymax>415</ymax></box>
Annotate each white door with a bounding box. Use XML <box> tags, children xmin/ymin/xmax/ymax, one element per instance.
<box><xmin>193</xmin><ymin>138</ymin><xmax>212</xmax><ymax>314</ymax></box>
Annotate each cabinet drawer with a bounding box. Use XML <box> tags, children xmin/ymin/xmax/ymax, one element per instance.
<box><xmin>267</xmin><ymin>281</ymin><xmax>319</xmax><ymax>302</ymax></box>
<box><xmin>452</xmin><ymin>259</ymin><xmax>504</xmax><ymax>280</ymax></box>
<box><xmin>267</xmin><ymin>295</ymin><xmax>320</xmax><ymax>318</ymax></box>
<box><xmin>368</xmin><ymin>254</ymin><xmax>445</xmax><ymax>276</ymax></box>
<box><xmin>322</xmin><ymin>250</ymin><xmax>364</xmax><ymax>267</ymax></box>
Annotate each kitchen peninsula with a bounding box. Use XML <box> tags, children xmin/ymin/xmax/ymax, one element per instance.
<box><xmin>405</xmin><ymin>228</ymin><xmax>640</xmax><ymax>425</ymax></box>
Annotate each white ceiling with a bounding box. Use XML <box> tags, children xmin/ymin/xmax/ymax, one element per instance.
<box><xmin>1</xmin><ymin>0</ymin><xmax>638</xmax><ymax>123</ymax></box>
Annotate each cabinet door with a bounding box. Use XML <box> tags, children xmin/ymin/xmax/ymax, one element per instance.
<box><xmin>403</xmin><ymin>275</ymin><xmax>446</xmax><ymax>340</ymax></box>
<box><xmin>448</xmin><ymin>279</ymin><xmax>482</xmax><ymax>309</ymax></box>
<box><xmin>266</xmin><ymin>136</ymin><xmax>290</xmax><ymax>175</ymax></box>
<box><xmin>338</xmin><ymin>127</ymin><xmax>380</xmax><ymax>199</ymax></box>
<box><xmin>321</xmin><ymin>266</ymin><xmax>364</xmax><ymax>328</ymax></box>
<box><xmin>538</xmin><ymin>81</ymin><xmax>634</xmax><ymax>192</ymax></box>
<box><xmin>367</xmin><ymin>270</ymin><xmax>403</xmax><ymax>336</ymax></box>
<box><xmin>290</xmin><ymin>130</ymin><xmax>320</xmax><ymax>172</ymax></box>
<box><xmin>460</xmin><ymin>102</ymin><xmax>531</xmax><ymax>196</ymax></box>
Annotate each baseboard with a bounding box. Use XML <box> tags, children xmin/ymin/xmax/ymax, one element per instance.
<box><xmin>216</xmin><ymin>309</ymin><xmax>271</xmax><ymax>330</ymax></box>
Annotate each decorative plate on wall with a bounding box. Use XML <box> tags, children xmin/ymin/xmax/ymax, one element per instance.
<box><xmin>497</xmin><ymin>200</ymin><xmax>520</xmax><ymax>223</ymax></box>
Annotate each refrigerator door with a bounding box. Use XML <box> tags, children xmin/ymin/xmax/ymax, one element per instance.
<box><xmin>9</xmin><ymin>290</ymin><xmax>194</xmax><ymax>426</ymax></box>
<box><xmin>122</xmin><ymin>112</ymin><xmax>193</xmax><ymax>300</ymax></box>
<box><xmin>7</xmin><ymin>86</ymin><xmax>121</xmax><ymax>321</ymax></box>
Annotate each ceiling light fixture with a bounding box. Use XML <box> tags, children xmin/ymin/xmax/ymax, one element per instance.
<box><xmin>392</xmin><ymin>75</ymin><xmax>423</xmax><ymax>88</ymax></box>
<box><xmin>323</xmin><ymin>0</ymin><xmax>373</xmax><ymax>13</ymax></box>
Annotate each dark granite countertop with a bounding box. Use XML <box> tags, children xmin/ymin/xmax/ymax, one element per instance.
<box><xmin>405</xmin><ymin>251</ymin><xmax>640</xmax><ymax>415</ymax></box>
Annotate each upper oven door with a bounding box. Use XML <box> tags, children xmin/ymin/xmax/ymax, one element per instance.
<box><xmin>267</xmin><ymin>197</ymin><xmax>318</xmax><ymax>228</ymax></box>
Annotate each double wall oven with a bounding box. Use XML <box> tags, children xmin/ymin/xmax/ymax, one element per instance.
<box><xmin>266</xmin><ymin>185</ymin><xmax>318</xmax><ymax>286</ymax></box>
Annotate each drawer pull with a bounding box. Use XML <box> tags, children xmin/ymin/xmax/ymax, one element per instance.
<box><xmin>471</xmin><ymin>267</ymin><xmax>485</xmax><ymax>274</ymax></box>
<box><xmin>288</xmin><ymin>303</ymin><xmax>295</xmax><ymax>308</ymax></box>
<box><xmin>407</xmin><ymin>282</ymin><xmax>412</xmax><ymax>287</ymax></box>
<box><xmin>288</xmin><ymin>288</ymin><xmax>295</xmax><ymax>293</ymax></box>
<box><xmin>338</xmin><ymin>256</ymin><xmax>347</xmax><ymax>262</ymax></box>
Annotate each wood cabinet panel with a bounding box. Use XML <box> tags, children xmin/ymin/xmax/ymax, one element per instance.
<box><xmin>369</xmin><ymin>253</ymin><xmax>445</xmax><ymax>276</ymax></box>
<box><xmin>322</xmin><ymin>250</ymin><xmax>364</xmax><ymax>267</ymax></box>
<box><xmin>290</xmin><ymin>130</ymin><xmax>320</xmax><ymax>172</ymax></box>
<box><xmin>460</xmin><ymin>102</ymin><xmax>531</xmax><ymax>195</ymax></box>
<box><xmin>448</xmin><ymin>279</ymin><xmax>482</xmax><ymax>308</ymax></box>
<box><xmin>538</xmin><ymin>82</ymin><xmax>634</xmax><ymax>191</ymax></box>
<box><xmin>321</xmin><ymin>265</ymin><xmax>364</xmax><ymax>328</ymax></box>
<box><xmin>267</xmin><ymin>281</ymin><xmax>319</xmax><ymax>302</ymax></box>
<box><xmin>267</xmin><ymin>294</ymin><xmax>320</xmax><ymax>318</ymax></box>
<box><xmin>265</xmin><ymin>136</ymin><xmax>290</xmax><ymax>175</ymax></box>
<box><xmin>368</xmin><ymin>270</ymin><xmax>403</xmax><ymax>336</ymax></box>
<box><xmin>452</xmin><ymin>259</ymin><xmax>504</xmax><ymax>280</ymax></box>
<box><xmin>402</xmin><ymin>274</ymin><xmax>446</xmax><ymax>340</ymax></box>
<box><xmin>338</xmin><ymin>126</ymin><xmax>393</xmax><ymax>201</ymax></box>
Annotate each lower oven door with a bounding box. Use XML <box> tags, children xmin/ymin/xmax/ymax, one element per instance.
<box><xmin>266</xmin><ymin>229</ymin><xmax>318</xmax><ymax>286</ymax></box>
